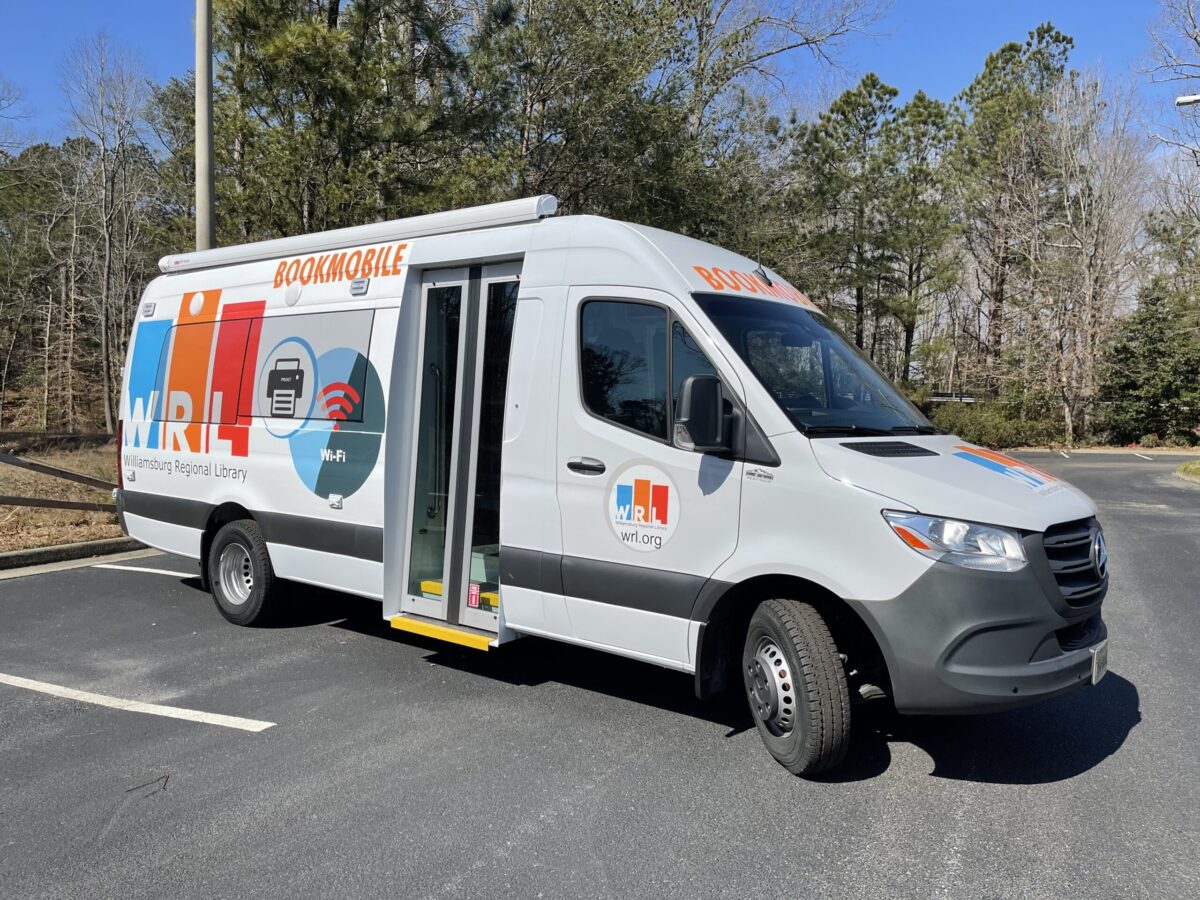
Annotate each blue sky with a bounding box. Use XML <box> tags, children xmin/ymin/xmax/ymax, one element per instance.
<box><xmin>838</xmin><ymin>1</ymin><xmax>1164</xmax><ymax>101</ymax></box>
<box><xmin>0</xmin><ymin>0</ymin><xmax>1180</xmax><ymax>139</ymax></box>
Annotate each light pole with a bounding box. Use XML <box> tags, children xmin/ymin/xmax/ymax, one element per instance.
<box><xmin>195</xmin><ymin>0</ymin><xmax>215</xmax><ymax>251</ymax></box>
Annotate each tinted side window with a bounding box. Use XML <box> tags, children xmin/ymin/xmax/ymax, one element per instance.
<box><xmin>253</xmin><ymin>309</ymin><xmax>374</xmax><ymax>422</ymax></box>
<box><xmin>671</xmin><ymin>321</ymin><xmax>718</xmax><ymax>420</ymax></box>
<box><xmin>580</xmin><ymin>301</ymin><xmax>668</xmax><ymax>440</ymax></box>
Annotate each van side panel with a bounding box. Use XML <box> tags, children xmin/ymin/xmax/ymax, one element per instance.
<box><xmin>120</xmin><ymin>265</ymin><xmax>402</xmax><ymax>601</ymax></box>
<box><xmin>123</xmin><ymin>512</ymin><xmax>203</xmax><ymax>558</ymax></box>
<box><xmin>122</xmin><ymin>317</ymin><xmax>171</xmax><ymax>450</ymax></box>
<box><xmin>256</xmin><ymin>305</ymin><xmax>396</xmax><ymax>598</ymax></box>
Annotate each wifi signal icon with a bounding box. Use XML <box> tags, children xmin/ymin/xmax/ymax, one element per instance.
<box><xmin>319</xmin><ymin>381</ymin><xmax>361</xmax><ymax>430</ymax></box>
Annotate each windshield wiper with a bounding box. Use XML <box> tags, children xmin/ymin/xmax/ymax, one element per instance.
<box><xmin>887</xmin><ymin>425</ymin><xmax>943</xmax><ymax>435</ymax></box>
<box><xmin>802</xmin><ymin>425</ymin><xmax>894</xmax><ymax>437</ymax></box>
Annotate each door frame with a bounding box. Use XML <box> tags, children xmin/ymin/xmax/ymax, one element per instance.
<box><xmin>455</xmin><ymin>261</ymin><xmax>521</xmax><ymax>632</ymax></box>
<box><xmin>398</xmin><ymin>262</ymin><xmax>521</xmax><ymax>630</ymax></box>
<box><xmin>400</xmin><ymin>266</ymin><xmax>470</xmax><ymax>621</ymax></box>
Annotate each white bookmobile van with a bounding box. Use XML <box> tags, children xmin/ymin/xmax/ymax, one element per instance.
<box><xmin>117</xmin><ymin>196</ymin><xmax>1110</xmax><ymax>775</ymax></box>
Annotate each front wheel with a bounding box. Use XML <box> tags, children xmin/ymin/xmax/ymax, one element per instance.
<box><xmin>743</xmin><ymin>599</ymin><xmax>851</xmax><ymax>776</ymax></box>
<box><xmin>207</xmin><ymin>519</ymin><xmax>278</xmax><ymax>626</ymax></box>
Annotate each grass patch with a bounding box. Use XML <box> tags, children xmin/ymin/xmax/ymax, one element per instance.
<box><xmin>1177</xmin><ymin>460</ymin><xmax>1200</xmax><ymax>481</ymax></box>
<box><xmin>0</xmin><ymin>444</ymin><xmax>121</xmax><ymax>552</ymax></box>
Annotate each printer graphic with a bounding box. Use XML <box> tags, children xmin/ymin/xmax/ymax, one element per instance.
<box><xmin>266</xmin><ymin>358</ymin><xmax>305</xmax><ymax>417</ymax></box>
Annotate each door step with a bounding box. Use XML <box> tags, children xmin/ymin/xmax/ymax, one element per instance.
<box><xmin>388</xmin><ymin>613</ymin><xmax>495</xmax><ymax>651</ymax></box>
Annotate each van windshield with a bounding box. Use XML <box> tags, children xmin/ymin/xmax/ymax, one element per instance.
<box><xmin>693</xmin><ymin>293</ymin><xmax>936</xmax><ymax>437</ymax></box>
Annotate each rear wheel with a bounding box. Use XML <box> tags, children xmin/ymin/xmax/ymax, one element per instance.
<box><xmin>743</xmin><ymin>599</ymin><xmax>851</xmax><ymax>776</ymax></box>
<box><xmin>207</xmin><ymin>519</ymin><xmax>277</xmax><ymax>626</ymax></box>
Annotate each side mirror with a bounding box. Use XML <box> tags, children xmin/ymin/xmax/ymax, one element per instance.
<box><xmin>675</xmin><ymin>374</ymin><xmax>728</xmax><ymax>452</ymax></box>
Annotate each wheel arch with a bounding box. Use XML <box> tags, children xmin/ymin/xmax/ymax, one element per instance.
<box><xmin>693</xmin><ymin>574</ymin><xmax>891</xmax><ymax>702</ymax></box>
<box><xmin>199</xmin><ymin>502</ymin><xmax>256</xmax><ymax>589</ymax></box>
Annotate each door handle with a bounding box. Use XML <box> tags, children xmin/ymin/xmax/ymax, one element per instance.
<box><xmin>566</xmin><ymin>456</ymin><xmax>606</xmax><ymax>475</ymax></box>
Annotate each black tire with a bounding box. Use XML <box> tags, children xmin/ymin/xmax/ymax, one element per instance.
<box><xmin>742</xmin><ymin>599</ymin><xmax>851</xmax><ymax>776</ymax></box>
<box><xmin>198</xmin><ymin>552</ymin><xmax>212</xmax><ymax>593</ymax></box>
<box><xmin>207</xmin><ymin>519</ymin><xmax>277</xmax><ymax>626</ymax></box>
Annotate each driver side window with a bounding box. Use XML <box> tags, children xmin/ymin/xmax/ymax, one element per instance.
<box><xmin>579</xmin><ymin>301</ymin><xmax>721</xmax><ymax>442</ymax></box>
<box><xmin>671</xmin><ymin>320</ymin><xmax>718</xmax><ymax>420</ymax></box>
<box><xmin>580</xmin><ymin>300</ymin><xmax>669</xmax><ymax>440</ymax></box>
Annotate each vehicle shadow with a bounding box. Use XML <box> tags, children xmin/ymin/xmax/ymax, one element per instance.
<box><xmin>236</xmin><ymin>580</ymin><xmax>754</xmax><ymax>730</ymax></box>
<box><xmin>822</xmin><ymin>672</ymin><xmax>1141</xmax><ymax>785</ymax></box>
<box><xmin>231</xmin><ymin>580</ymin><xmax>1141</xmax><ymax>782</ymax></box>
<box><xmin>183</xmin><ymin>577</ymin><xmax>394</xmax><ymax>630</ymax></box>
<box><xmin>427</xmin><ymin>634</ymin><xmax>756</xmax><ymax>732</ymax></box>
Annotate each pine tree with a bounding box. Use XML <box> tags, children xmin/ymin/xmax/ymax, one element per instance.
<box><xmin>880</xmin><ymin>91</ymin><xmax>957</xmax><ymax>384</ymax></box>
<box><xmin>788</xmin><ymin>73</ymin><xmax>898</xmax><ymax>349</ymax></box>
<box><xmin>1103</xmin><ymin>279</ymin><xmax>1200</xmax><ymax>445</ymax></box>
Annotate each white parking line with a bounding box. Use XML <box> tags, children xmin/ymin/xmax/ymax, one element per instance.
<box><xmin>1134</xmin><ymin>453</ymin><xmax>1153</xmax><ymax>461</ymax></box>
<box><xmin>1060</xmin><ymin>451</ymin><xmax>1071</xmax><ymax>458</ymax></box>
<box><xmin>0</xmin><ymin>549</ymin><xmax>163</xmax><ymax>582</ymax></box>
<box><xmin>92</xmin><ymin>563</ymin><xmax>195</xmax><ymax>578</ymax></box>
<box><xmin>0</xmin><ymin>673</ymin><xmax>275</xmax><ymax>732</ymax></box>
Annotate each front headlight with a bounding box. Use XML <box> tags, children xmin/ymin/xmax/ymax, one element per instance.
<box><xmin>882</xmin><ymin>511</ymin><xmax>1027</xmax><ymax>572</ymax></box>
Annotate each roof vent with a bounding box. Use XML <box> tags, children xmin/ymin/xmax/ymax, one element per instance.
<box><xmin>841</xmin><ymin>441</ymin><xmax>939</xmax><ymax>458</ymax></box>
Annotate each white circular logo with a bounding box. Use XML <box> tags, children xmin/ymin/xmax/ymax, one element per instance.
<box><xmin>607</xmin><ymin>463</ymin><xmax>679</xmax><ymax>552</ymax></box>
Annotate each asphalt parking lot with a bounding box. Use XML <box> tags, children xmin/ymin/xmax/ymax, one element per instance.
<box><xmin>1</xmin><ymin>452</ymin><xmax>1198</xmax><ymax>899</ymax></box>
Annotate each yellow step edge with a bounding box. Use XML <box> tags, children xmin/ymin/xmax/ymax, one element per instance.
<box><xmin>389</xmin><ymin>614</ymin><xmax>493</xmax><ymax>651</ymax></box>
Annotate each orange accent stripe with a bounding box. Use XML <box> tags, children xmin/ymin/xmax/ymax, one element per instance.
<box><xmin>633</xmin><ymin>478</ymin><xmax>650</xmax><ymax>523</ymax></box>
<box><xmin>165</xmin><ymin>289</ymin><xmax>222</xmax><ymax>451</ymax></box>
<box><xmin>955</xmin><ymin>445</ymin><xmax>1055</xmax><ymax>481</ymax></box>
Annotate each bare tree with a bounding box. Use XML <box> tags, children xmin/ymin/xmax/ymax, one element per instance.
<box><xmin>0</xmin><ymin>74</ymin><xmax>27</xmax><ymax>152</ymax></box>
<box><xmin>670</xmin><ymin>0</ymin><xmax>887</xmax><ymax>140</ymax></box>
<box><xmin>1149</xmin><ymin>0</ymin><xmax>1200</xmax><ymax>157</ymax></box>
<box><xmin>1009</xmin><ymin>74</ymin><xmax>1150</xmax><ymax>443</ymax></box>
<box><xmin>59</xmin><ymin>32</ymin><xmax>152</xmax><ymax>434</ymax></box>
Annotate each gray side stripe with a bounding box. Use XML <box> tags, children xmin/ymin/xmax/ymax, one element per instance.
<box><xmin>499</xmin><ymin>546</ymin><xmax>563</xmax><ymax>596</ymax></box>
<box><xmin>501</xmin><ymin>545</ymin><xmax>726</xmax><ymax>620</ymax></box>
<box><xmin>256</xmin><ymin>511</ymin><xmax>384</xmax><ymax>563</ymax></box>
<box><xmin>122</xmin><ymin>490</ymin><xmax>383</xmax><ymax>563</ymax></box>
<box><xmin>123</xmin><ymin>490</ymin><xmax>211</xmax><ymax>529</ymax></box>
<box><xmin>123</xmin><ymin>492</ymin><xmax>724</xmax><ymax>613</ymax></box>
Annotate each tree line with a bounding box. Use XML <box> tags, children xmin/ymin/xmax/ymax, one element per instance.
<box><xmin>1</xmin><ymin>0</ymin><xmax>1198</xmax><ymax>447</ymax></box>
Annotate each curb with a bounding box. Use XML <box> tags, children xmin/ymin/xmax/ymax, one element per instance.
<box><xmin>1177</xmin><ymin>470</ymin><xmax>1200</xmax><ymax>486</ymax></box>
<box><xmin>0</xmin><ymin>537</ymin><xmax>145</xmax><ymax>571</ymax></box>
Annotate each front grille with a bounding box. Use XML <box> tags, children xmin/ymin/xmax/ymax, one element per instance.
<box><xmin>1042</xmin><ymin>518</ymin><xmax>1106</xmax><ymax>606</ymax></box>
<box><xmin>841</xmin><ymin>441</ymin><xmax>938</xmax><ymax>458</ymax></box>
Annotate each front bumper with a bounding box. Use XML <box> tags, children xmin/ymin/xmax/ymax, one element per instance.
<box><xmin>848</xmin><ymin>532</ymin><xmax>1108</xmax><ymax>715</ymax></box>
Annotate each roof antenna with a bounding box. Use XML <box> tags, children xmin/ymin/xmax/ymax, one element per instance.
<box><xmin>753</xmin><ymin>234</ymin><xmax>773</xmax><ymax>287</ymax></box>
